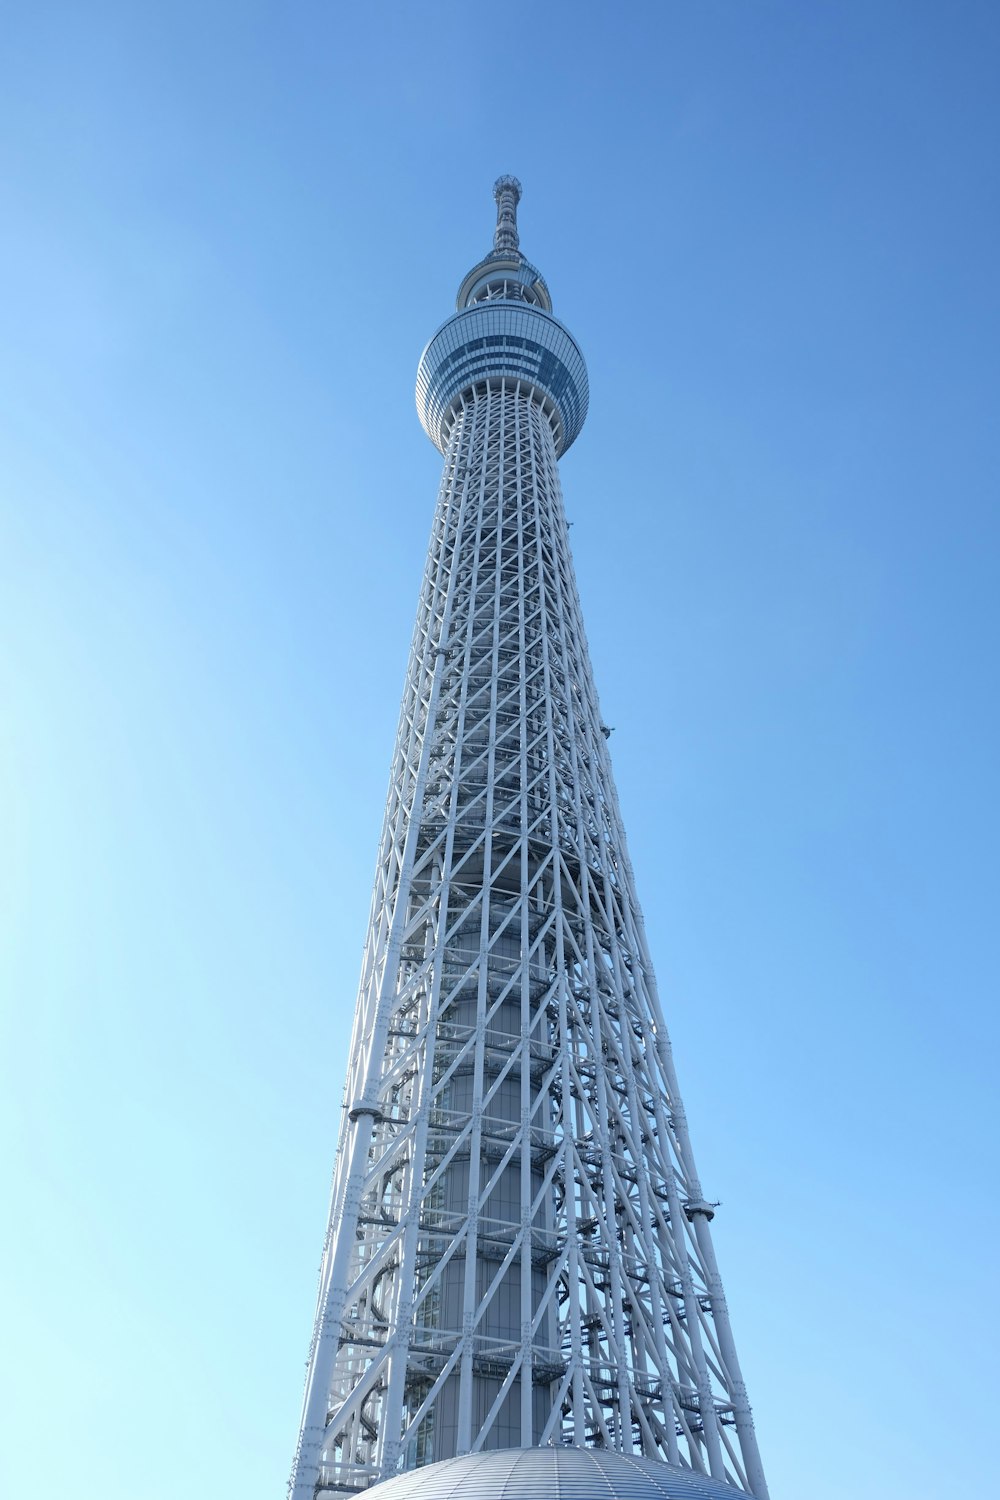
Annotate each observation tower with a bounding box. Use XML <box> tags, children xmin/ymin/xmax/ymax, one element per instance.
<box><xmin>290</xmin><ymin>178</ymin><xmax>768</xmax><ymax>1500</ymax></box>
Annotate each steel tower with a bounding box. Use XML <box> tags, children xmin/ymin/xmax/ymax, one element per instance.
<box><xmin>290</xmin><ymin>178</ymin><xmax>768</xmax><ymax>1500</ymax></box>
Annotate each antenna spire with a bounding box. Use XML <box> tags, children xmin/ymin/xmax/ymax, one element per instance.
<box><xmin>492</xmin><ymin>175</ymin><xmax>522</xmax><ymax>255</ymax></box>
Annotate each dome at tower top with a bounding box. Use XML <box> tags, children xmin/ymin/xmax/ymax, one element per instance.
<box><xmin>366</xmin><ymin>1448</ymin><xmax>749</xmax><ymax>1500</ymax></box>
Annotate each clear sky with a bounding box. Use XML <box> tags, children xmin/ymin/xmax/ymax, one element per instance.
<box><xmin>1</xmin><ymin>4</ymin><xmax>997</xmax><ymax>1497</ymax></box>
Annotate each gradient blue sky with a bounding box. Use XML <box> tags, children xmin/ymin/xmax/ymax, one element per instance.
<box><xmin>1</xmin><ymin>4</ymin><xmax>998</xmax><ymax>1497</ymax></box>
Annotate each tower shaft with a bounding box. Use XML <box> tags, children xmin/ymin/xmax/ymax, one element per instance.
<box><xmin>290</xmin><ymin>185</ymin><xmax>767</xmax><ymax>1500</ymax></box>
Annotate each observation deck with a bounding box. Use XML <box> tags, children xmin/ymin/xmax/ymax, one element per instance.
<box><xmin>416</xmin><ymin>176</ymin><xmax>589</xmax><ymax>457</ymax></box>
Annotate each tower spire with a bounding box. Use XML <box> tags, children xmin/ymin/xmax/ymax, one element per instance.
<box><xmin>492</xmin><ymin>173</ymin><xmax>522</xmax><ymax>254</ymax></box>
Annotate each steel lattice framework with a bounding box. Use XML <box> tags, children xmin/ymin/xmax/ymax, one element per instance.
<box><xmin>290</xmin><ymin>179</ymin><xmax>768</xmax><ymax>1500</ymax></box>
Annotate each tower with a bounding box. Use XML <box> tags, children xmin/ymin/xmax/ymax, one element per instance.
<box><xmin>290</xmin><ymin>179</ymin><xmax>768</xmax><ymax>1500</ymax></box>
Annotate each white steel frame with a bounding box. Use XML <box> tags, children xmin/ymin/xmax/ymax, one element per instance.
<box><xmin>290</xmin><ymin>378</ymin><xmax>768</xmax><ymax>1500</ymax></box>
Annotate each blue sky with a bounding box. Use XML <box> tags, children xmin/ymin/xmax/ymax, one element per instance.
<box><xmin>1</xmin><ymin>4</ymin><xmax>998</xmax><ymax>1497</ymax></box>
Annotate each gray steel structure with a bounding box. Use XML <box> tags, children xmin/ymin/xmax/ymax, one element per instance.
<box><xmin>290</xmin><ymin>178</ymin><xmax>768</xmax><ymax>1500</ymax></box>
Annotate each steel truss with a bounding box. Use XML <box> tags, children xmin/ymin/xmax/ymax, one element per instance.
<box><xmin>290</xmin><ymin>380</ymin><xmax>767</xmax><ymax>1499</ymax></box>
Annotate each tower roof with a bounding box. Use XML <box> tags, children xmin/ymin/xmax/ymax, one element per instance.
<box><xmin>364</xmin><ymin>1448</ymin><xmax>749</xmax><ymax>1500</ymax></box>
